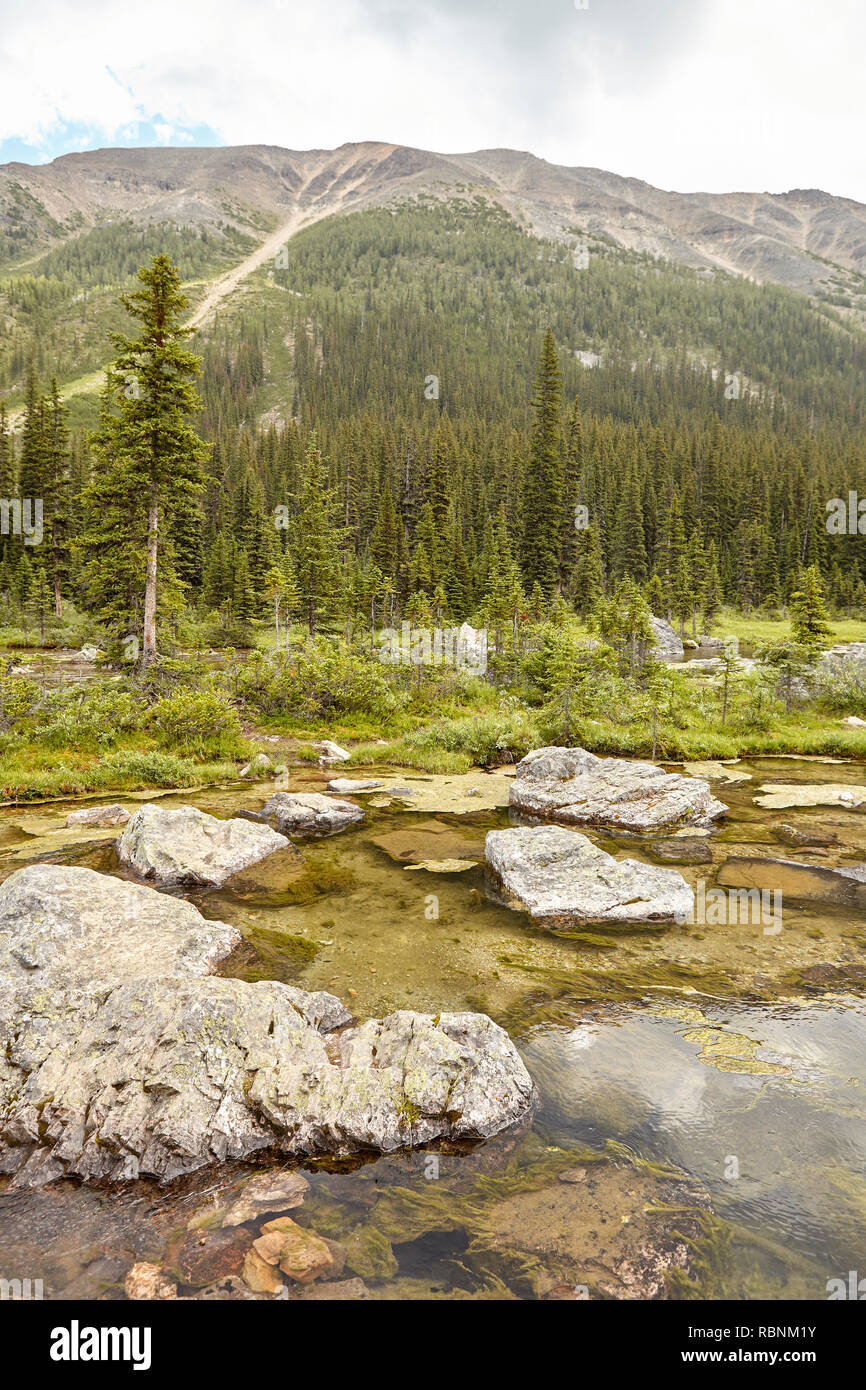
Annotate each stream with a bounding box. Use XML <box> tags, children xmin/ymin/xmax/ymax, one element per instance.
<box><xmin>1</xmin><ymin>757</ymin><xmax>866</xmax><ymax>1300</ymax></box>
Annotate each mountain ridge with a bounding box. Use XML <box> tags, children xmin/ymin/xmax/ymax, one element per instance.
<box><xmin>2</xmin><ymin>142</ymin><xmax>865</xmax><ymax>313</ymax></box>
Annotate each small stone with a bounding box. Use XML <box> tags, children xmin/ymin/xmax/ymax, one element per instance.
<box><xmin>124</xmin><ymin>1262</ymin><xmax>177</xmax><ymax>1300</ymax></box>
<box><xmin>255</xmin><ymin>1217</ymin><xmax>340</xmax><ymax>1284</ymax></box>
<box><xmin>242</xmin><ymin>1248</ymin><xmax>284</xmax><ymax>1294</ymax></box>
<box><xmin>177</xmin><ymin>1226</ymin><xmax>254</xmax><ymax>1286</ymax></box>
<box><xmin>557</xmin><ymin>1167</ymin><xmax>587</xmax><ymax>1184</ymax></box>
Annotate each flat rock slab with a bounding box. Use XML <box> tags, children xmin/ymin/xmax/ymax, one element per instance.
<box><xmin>0</xmin><ymin>865</ymin><xmax>533</xmax><ymax>1187</ymax></box>
<box><xmin>682</xmin><ymin>761</ymin><xmax>751</xmax><ymax>784</ymax></box>
<box><xmin>510</xmin><ymin>747</ymin><xmax>726</xmax><ymax>831</ymax></box>
<box><xmin>327</xmin><ymin>779</ymin><xmax>384</xmax><ymax>793</ymax></box>
<box><xmin>486</xmin><ymin>825</ymin><xmax>693</xmax><ymax>926</ymax></box>
<box><xmin>717</xmin><ymin>855</ymin><xmax>866</xmax><ymax>907</ymax></box>
<box><xmin>370</xmin><ymin>818</ymin><xmax>486</xmax><ymax>865</ymax></box>
<box><xmin>753</xmin><ymin>783</ymin><xmax>866</xmax><ymax>810</ymax></box>
<box><xmin>118</xmin><ymin>803</ymin><xmax>291</xmax><ymax>887</ymax></box>
<box><xmin>371</xmin><ymin>772</ymin><xmax>513</xmax><ymax>814</ymax></box>
<box><xmin>651</xmin><ymin>836</ymin><xmax>713</xmax><ymax>865</ymax></box>
<box><xmin>66</xmin><ymin>803</ymin><xmax>130</xmax><ymax>827</ymax></box>
<box><xmin>262</xmin><ymin>792</ymin><xmax>364</xmax><ymax>837</ymax></box>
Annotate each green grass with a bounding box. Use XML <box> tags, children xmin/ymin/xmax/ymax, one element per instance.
<box><xmin>714</xmin><ymin>608</ymin><xmax>866</xmax><ymax>648</ymax></box>
<box><xmin>0</xmin><ymin>744</ymin><xmax>240</xmax><ymax>803</ymax></box>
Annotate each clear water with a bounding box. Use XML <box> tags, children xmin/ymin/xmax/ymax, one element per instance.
<box><xmin>2</xmin><ymin>758</ymin><xmax>866</xmax><ymax>1300</ymax></box>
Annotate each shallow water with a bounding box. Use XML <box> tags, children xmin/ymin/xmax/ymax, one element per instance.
<box><xmin>2</xmin><ymin>758</ymin><xmax>866</xmax><ymax>1300</ymax></box>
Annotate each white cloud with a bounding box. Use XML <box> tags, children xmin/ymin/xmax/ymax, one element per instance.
<box><xmin>0</xmin><ymin>0</ymin><xmax>863</xmax><ymax>200</ymax></box>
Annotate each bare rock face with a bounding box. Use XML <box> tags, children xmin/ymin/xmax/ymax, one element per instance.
<box><xmin>261</xmin><ymin>791</ymin><xmax>364</xmax><ymax>837</ymax></box>
<box><xmin>486</xmin><ymin>826</ymin><xmax>693</xmax><ymax>927</ymax></box>
<box><xmin>117</xmin><ymin>803</ymin><xmax>292</xmax><ymax>887</ymax></box>
<box><xmin>649</xmin><ymin>616</ymin><xmax>684</xmax><ymax>659</ymax></box>
<box><xmin>509</xmin><ymin>747</ymin><xmax>726</xmax><ymax>832</ymax></box>
<box><xmin>65</xmin><ymin>803</ymin><xmax>130</xmax><ymax>828</ymax></box>
<box><xmin>0</xmin><ymin>865</ymin><xmax>533</xmax><ymax>1188</ymax></box>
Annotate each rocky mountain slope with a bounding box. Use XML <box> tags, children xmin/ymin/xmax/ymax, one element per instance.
<box><xmin>2</xmin><ymin>142</ymin><xmax>865</xmax><ymax>310</ymax></box>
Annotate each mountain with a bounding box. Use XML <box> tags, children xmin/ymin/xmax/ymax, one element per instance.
<box><xmin>2</xmin><ymin>142</ymin><xmax>865</xmax><ymax>313</ymax></box>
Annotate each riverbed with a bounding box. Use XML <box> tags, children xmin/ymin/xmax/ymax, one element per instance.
<box><xmin>1</xmin><ymin>757</ymin><xmax>865</xmax><ymax>1300</ymax></box>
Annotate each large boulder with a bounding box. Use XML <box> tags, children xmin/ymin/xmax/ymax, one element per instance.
<box><xmin>117</xmin><ymin>803</ymin><xmax>292</xmax><ymax>887</ymax></box>
<box><xmin>0</xmin><ymin>866</ymin><xmax>533</xmax><ymax>1187</ymax></box>
<box><xmin>261</xmin><ymin>792</ymin><xmax>364</xmax><ymax>837</ymax></box>
<box><xmin>649</xmin><ymin>616</ymin><xmax>684</xmax><ymax>660</ymax></box>
<box><xmin>509</xmin><ymin>747</ymin><xmax>726</xmax><ymax>832</ymax></box>
<box><xmin>486</xmin><ymin>826</ymin><xmax>693</xmax><ymax>926</ymax></box>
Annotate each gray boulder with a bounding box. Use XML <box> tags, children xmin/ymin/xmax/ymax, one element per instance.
<box><xmin>649</xmin><ymin>616</ymin><xmax>684</xmax><ymax>660</ymax></box>
<box><xmin>509</xmin><ymin>747</ymin><xmax>726</xmax><ymax>832</ymax></box>
<box><xmin>486</xmin><ymin>825</ymin><xmax>692</xmax><ymax>926</ymax></box>
<box><xmin>118</xmin><ymin>803</ymin><xmax>291</xmax><ymax>887</ymax></box>
<box><xmin>261</xmin><ymin>792</ymin><xmax>364</xmax><ymax>837</ymax></box>
<box><xmin>0</xmin><ymin>865</ymin><xmax>532</xmax><ymax>1186</ymax></box>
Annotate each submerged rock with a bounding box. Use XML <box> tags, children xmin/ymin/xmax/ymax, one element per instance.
<box><xmin>0</xmin><ymin>865</ymin><xmax>533</xmax><ymax>1187</ymax></box>
<box><xmin>65</xmin><ymin>803</ymin><xmax>130</xmax><ymax>828</ymax></box>
<box><xmin>327</xmin><ymin>778</ymin><xmax>383</xmax><ymax>793</ymax></box>
<box><xmin>261</xmin><ymin>791</ymin><xmax>364</xmax><ymax>837</ymax></box>
<box><xmin>117</xmin><ymin>803</ymin><xmax>291</xmax><ymax>887</ymax></box>
<box><xmin>773</xmin><ymin>823</ymin><xmax>839</xmax><ymax>849</ymax></box>
<box><xmin>222</xmin><ymin>1170</ymin><xmax>310</xmax><ymax>1227</ymax></box>
<box><xmin>486</xmin><ymin>825</ymin><xmax>693</xmax><ymax>926</ymax></box>
<box><xmin>509</xmin><ymin>747</ymin><xmax>726</xmax><ymax>832</ymax></box>
<box><xmin>754</xmin><ymin>783</ymin><xmax>866</xmax><ymax>811</ymax></box>
<box><xmin>651</xmin><ymin>836</ymin><xmax>713</xmax><ymax>865</ymax></box>
<box><xmin>717</xmin><ymin>855</ymin><xmax>866</xmax><ymax>907</ymax></box>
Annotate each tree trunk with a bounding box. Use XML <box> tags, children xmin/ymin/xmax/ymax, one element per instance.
<box><xmin>274</xmin><ymin>598</ymin><xmax>280</xmax><ymax>654</ymax></box>
<box><xmin>54</xmin><ymin>575</ymin><xmax>62</xmax><ymax>619</ymax></box>
<box><xmin>142</xmin><ymin>490</ymin><xmax>159</xmax><ymax>672</ymax></box>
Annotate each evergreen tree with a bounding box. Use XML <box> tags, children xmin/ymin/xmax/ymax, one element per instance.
<box><xmin>520</xmin><ymin>329</ymin><xmax>564</xmax><ymax>601</ymax></box>
<box><xmin>294</xmin><ymin>432</ymin><xmax>342</xmax><ymax>634</ymax></box>
<box><xmin>81</xmin><ymin>256</ymin><xmax>208</xmax><ymax>669</ymax></box>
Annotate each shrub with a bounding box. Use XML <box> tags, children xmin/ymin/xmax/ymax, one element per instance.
<box><xmin>235</xmin><ymin>643</ymin><xmax>397</xmax><ymax>722</ymax></box>
<box><xmin>147</xmin><ymin>689</ymin><xmax>243</xmax><ymax>758</ymax></box>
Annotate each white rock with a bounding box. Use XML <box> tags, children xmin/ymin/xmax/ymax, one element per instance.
<box><xmin>262</xmin><ymin>792</ymin><xmax>364</xmax><ymax>837</ymax></box>
<box><xmin>315</xmin><ymin>740</ymin><xmax>350</xmax><ymax>763</ymax></box>
<box><xmin>510</xmin><ymin>747</ymin><xmax>726</xmax><ymax>831</ymax></box>
<box><xmin>486</xmin><ymin>825</ymin><xmax>693</xmax><ymax>926</ymax></box>
<box><xmin>0</xmin><ymin>866</ymin><xmax>533</xmax><ymax>1187</ymax></box>
<box><xmin>118</xmin><ymin>803</ymin><xmax>291</xmax><ymax>887</ymax></box>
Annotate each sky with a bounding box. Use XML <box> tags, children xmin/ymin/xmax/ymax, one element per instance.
<box><xmin>0</xmin><ymin>0</ymin><xmax>863</xmax><ymax>201</ymax></box>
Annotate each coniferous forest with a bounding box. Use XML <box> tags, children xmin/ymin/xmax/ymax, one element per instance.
<box><xmin>3</xmin><ymin>114</ymin><xmax>866</xmax><ymax>1322</ymax></box>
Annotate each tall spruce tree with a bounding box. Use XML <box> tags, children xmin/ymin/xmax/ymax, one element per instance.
<box><xmin>82</xmin><ymin>256</ymin><xmax>208</xmax><ymax>669</ymax></box>
<box><xmin>520</xmin><ymin>329</ymin><xmax>564</xmax><ymax>601</ymax></box>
